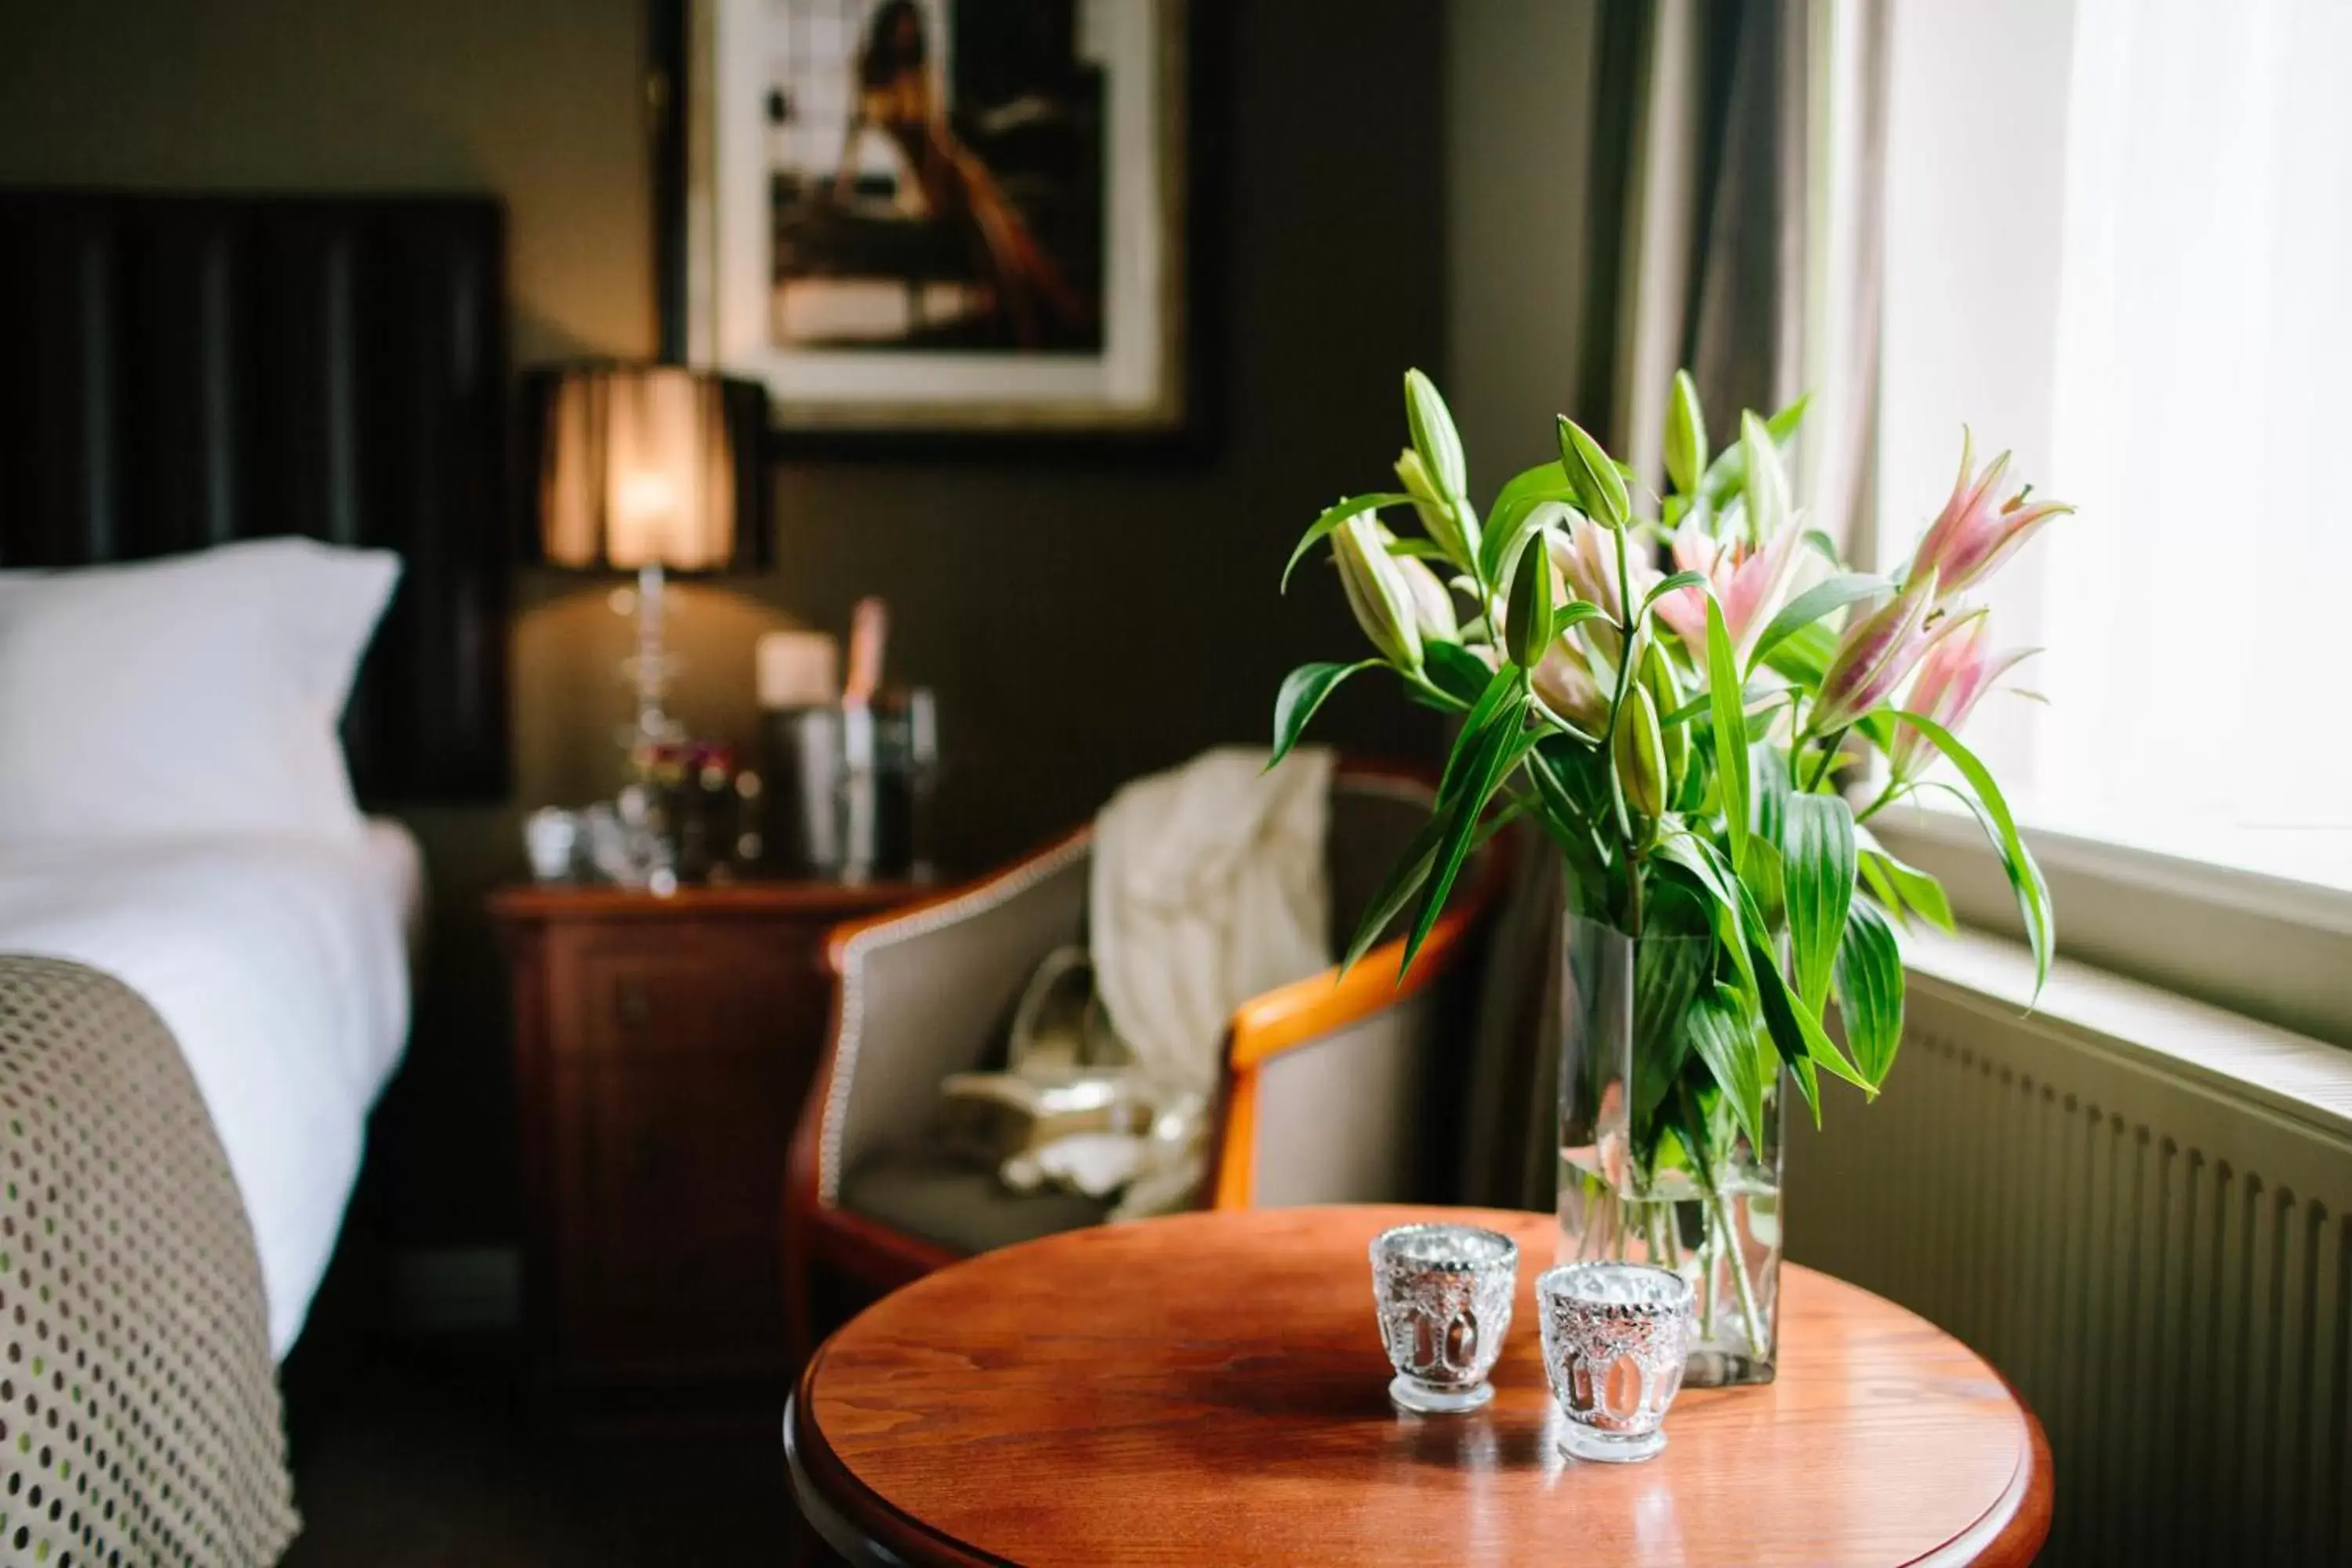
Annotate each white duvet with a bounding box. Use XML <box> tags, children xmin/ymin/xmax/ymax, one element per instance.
<box><xmin>0</xmin><ymin>822</ymin><xmax>419</xmax><ymax>1357</ymax></box>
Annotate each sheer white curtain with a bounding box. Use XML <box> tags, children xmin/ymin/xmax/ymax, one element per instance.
<box><xmin>1879</xmin><ymin>0</ymin><xmax>2352</xmax><ymax>890</ymax></box>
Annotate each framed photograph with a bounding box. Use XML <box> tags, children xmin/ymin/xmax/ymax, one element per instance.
<box><xmin>662</xmin><ymin>0</ymin><xmax>1210</xmax><ymax>452</ymax></box>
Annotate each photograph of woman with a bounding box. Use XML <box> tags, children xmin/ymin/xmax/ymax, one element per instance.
<box><xmin>769</xmin><ymin>0</ymin><xmax>1105</xmax><ymax>353</ymax></box>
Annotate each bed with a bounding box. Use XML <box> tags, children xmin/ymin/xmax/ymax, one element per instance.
<box><xmin>0</xmin><ymin>190</ymin><xmax>508</xmax><ymax>1564</ymax></box>
<box><xmin>0</xmin><ymin>823</ymin><xmax>424</xmax><ymax>1357</ymax></box>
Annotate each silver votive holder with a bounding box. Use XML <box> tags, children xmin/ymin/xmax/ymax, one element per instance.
<box><xmin>1537</xmin><ymin>1261</ymin><xmax>1696</xmax><ymax>1463</ymax></box>
<box><xmin>1369</xmin><ymin>1222</ymin><xmax>1519</xmax><ymax>1414</ymax></box>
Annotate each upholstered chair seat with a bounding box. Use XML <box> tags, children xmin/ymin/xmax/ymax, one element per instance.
<box><xmin>782</xmin><ymin>762</ymin><xmax>1507</xmax><ymax>1360</ymax></box>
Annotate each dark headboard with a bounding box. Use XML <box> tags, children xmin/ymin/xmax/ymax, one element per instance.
<box><xmin>0</xmin><ymin>191</ymin><xmax>510</xmax><ymax>804</ymax></box>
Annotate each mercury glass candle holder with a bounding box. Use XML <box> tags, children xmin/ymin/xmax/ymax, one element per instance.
<box><xmin>1537</xmin><ymin>1261</ymin><xmax>1695</xmax><ymax>1462</ymax></box>
<box><xmin>1369</xmin><ymin>1223</ymin><xmax>1519</xmax><ymax>1414</ymax></box>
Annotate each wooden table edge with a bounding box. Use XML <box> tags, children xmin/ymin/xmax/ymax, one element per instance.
<box><xmin>789</xmin><ymin>1351</ymin><xmax>1007</xmax><ymax>1568</ymax></box>
<box><xmin>1911</xmin><ymin>1378</ymin><xmax>2053</xmax><ymax>1568</ymax></box>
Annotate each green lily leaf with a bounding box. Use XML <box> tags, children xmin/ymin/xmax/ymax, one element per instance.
<box><xmin>1632</xmin><ymin>935</ymin><xmax>1711</xmax><ymax>1128</ymax></box>
<box><xmin>1421</xmin><ymin>640</ymin><xmax>1494</xmax><ymax>706</ymax></box>
<box><xmin>1663</xmin><ymin>681</ymin><xmax>1782</xmax><ymax>731</ymax></box>
<box><xmin>1640</xmin><ymin>569</ymin><xmax>1710</xmax><ymax>620</ymax></box>
<box><xmin>1341</xmin><ymin>814</ymin><xmax>1443</xmax><ymax>973</ymax></box>
<box><xmin>1480</xmin><ymin>496</ymin><xmax>1576</xmax><ymax>592</ymax></box>
<box><xmin>1751</xmin><ymin>744</ymin><xmax>1793</xmax><ymax>855</ymax></box>
<box><xmin>1489</xmin><ymin>459</ymin><xmax>1577</xmax><ymax>514</ymax></box>
<box><xmin>1439</xmin><ymin>663</ymin><xmax>1519</xmax><ymax>802</ymax></box>
<box><xmin>1834</xmin><ymin>895</ymin><xmax>1904</xmax><ymax>1087</ymax></box>
<box><xmin>1780</xmin><ymin>791</ymin><xmax>1857</xmax><ymax>1013</ymax></box>
<box><xmin>1550</xmin><ymin>601</ymin><xmax>1604</xmax><ymax>641</ymax></box>
<box><xmin>1890</xmin><ymin>709</ymin><xmax>2055</xmax><ymax>996</ymax></box>
<box><xmin>1734</xmin><ymin>862</ymin><xmax>1867</xmax><ymax>1101</ymax></box>
<box><xmin>1281</xmin><ymin>492</ymin><xmax>1415</xmax><ymax>592</ymax></box>
<box><xmin>1270</xmin><ymin>659</ymin><xmax>1378</xmax><ymax>769</ymax></box>
<box><xmin>1686</xmin><ymin>983</ymin><xmax>1769</xmax><ymax>1158</ymax></box>
<box><xmin>1853</xmin><ymin>824</ymin><xmax>1956</xmax><ymax>932</ymax></box>
<box><xmin>1385</xmin><ymin>536</ymin><xmax>1455</xmax><ymax>561</ymax></box>
<box><xmin>1747</xmin><ymin>573</ymin><xmax>1889</xmax><ymax>672</ymax></box>
<box><xmin>1761</xmin><ymin>616</ymin><xmax>1838</xmax><ymax>688</ymax></box>
<box><xmin>1406</xmin><ymin>691</ymin><xmax>1529</xmax><ymax>974</ymax></box>
<box><xmin>1741</xmin><ymin>836</ymin><xmax>1787</xmax><ymax>931</ymax></box>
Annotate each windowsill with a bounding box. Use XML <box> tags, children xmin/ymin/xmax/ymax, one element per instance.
<box><xmin>1878</xmin><ymin>802</ymin><xmax>2352</xmax><ymax>938</ymax></box>
<box><xmin>1898</xmin><ymin>922</ymin><xmax>2352</xmax><ymax>1148</ymax></box>
<box><xmin>1869</xmin><ymin>804</ymin><xmax>2352</xmax><ymax>1051</ymax></box>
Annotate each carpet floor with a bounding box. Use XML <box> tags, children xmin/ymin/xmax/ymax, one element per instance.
<box><xmin>279</xmin><ymin>1341</ymin><xmax>809</xmax><ymax>1566</ymax></box>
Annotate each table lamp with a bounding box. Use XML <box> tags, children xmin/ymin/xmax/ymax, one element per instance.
<box><xmin>528</xmin><ymin>363</ymin><xmax>769</xmax><ymax>765</ymax></box>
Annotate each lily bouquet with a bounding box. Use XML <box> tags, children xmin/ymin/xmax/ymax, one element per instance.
<box><xmin>1272</xmin><ymin>369</ymin><xmax>2062</xmax><ymax>1375</ymax></box>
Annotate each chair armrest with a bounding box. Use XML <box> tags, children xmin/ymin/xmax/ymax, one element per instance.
<box><xmin>803</xmin><ymin>830</ymin><xmax>1092</xmax><ymax>1207</ymax></box>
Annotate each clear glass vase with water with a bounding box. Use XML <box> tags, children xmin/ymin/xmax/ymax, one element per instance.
<box><xmin>1555</xmin><ymin>913</ymin><xmax>1783</xmax><ymax>1386</ymax></box>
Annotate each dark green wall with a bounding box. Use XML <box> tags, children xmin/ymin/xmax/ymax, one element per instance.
<box><xmin>0</xmin><ymin>0</ymin><xmax>1449</xmax><ymax>1247</ymax></box>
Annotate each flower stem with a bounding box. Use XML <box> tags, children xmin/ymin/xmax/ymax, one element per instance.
<box><xmin>1805</xmin><ymin>724</ymin><xmax>1853</xmax><ymax>793</ymax></box>
<box><xmin>1599</xmin><ymin>524</ymin><xmax>1645</xmax><ymax>928</ymax></box>
<box><xmin>1711</xmin><ymin>1189</ymin><xmax>1768</xmax><ymax>1356</ymax></box>
<box><xmin>1699</xmin><ymin>1221</ymin><xmax>1719</xmax><ymax>1341</ymax></box>
<box><xmin>1405</xmin><ymin>672</ymin><xmax>1473</xmax><ymax>713</ymax></box>
<box><xmin>1854</xmin><ymin>777</ymin><xmax>1906</xmax><ymax>823</ymax></box>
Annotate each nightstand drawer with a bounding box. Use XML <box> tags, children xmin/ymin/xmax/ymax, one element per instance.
<box><xmin>548</xmin><ymin>926</ymin><xmax>826</xmax><ymax>1060</ymax></box>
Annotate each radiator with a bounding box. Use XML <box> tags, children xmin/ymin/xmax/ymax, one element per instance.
<box><xmin>1788</xmin><ymin>942</ymin><xmax>2352</xmax><ymax>1566</ymax></box>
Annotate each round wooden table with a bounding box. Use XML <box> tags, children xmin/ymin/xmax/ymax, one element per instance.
<box><xmin>786</xmin><ymin>1206</ymin><xmax>2050</xmax><ymax>1566</ymax></box>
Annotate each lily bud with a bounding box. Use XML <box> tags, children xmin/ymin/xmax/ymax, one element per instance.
<box><xmin>1396</xmin><ymin>552</ymin><xmax>1460</xmax><ymax>644</ymax></box>
<box><xmin>1613</xmin><ymin>682</ymin><xmax>1669</xmax><ymax>820</ymax></box>
<box><xmin>1394</xmin><ymin>447</ymin><xmax>1475</xmax><ymax>572</ymax></box>
<box><xmin>1403</xmin><ymin>368</ymin><xmax>1468</xmax><ymax>497</ymax></box>
<box><xmin>1333</xmin><ymin>512</ymin><xmax>1424</xmax><ymax>673</ymax></box>
<box><xmin>1665</xmin><ymin>371</ymin><xmax>1707</xmax><ymax>496</ymax></box>
<box><xmin>1740</xmin><ymin>410</ymin><xmax>1789</xmax><ymax>547</ymax></box>
<box><xmin>1532</xmin><ymin>635</ymin><xmax>1610</xmax><ymax>733</ymax></box>
<box><xmin>1557</xmin><ymin>416</ymin><xmax>1632</xmax><ymax>531</ymax></box>
<box><xmin>1505</xmin><ymin>531</ymin><xmax>1554</xmax><ymax>670</ymax></box>
<box><xmin>1811</xmin><ymin>568</ymin><xmax>1957</xmax><ymax>734</ymax></box>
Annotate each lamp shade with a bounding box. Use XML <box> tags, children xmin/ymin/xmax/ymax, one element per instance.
<box><xmin>528</xmin><ymin>364</ymin><xmax>768</xmax><ymax>572</ymax></box>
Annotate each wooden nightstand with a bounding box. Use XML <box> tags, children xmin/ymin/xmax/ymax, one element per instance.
<box><xmin>490</xmin><ymin>879</ymin><xmax>921</xmax><ymax>1424</ymax></box>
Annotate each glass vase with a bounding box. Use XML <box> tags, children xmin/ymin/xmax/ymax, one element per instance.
<box><xmin>1555</xmin><ymin>913</ymin><xmax>1784</xmax><ymax>1386</ymax></box>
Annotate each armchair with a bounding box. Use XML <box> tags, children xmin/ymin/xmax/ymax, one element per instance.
<box><xmin>781</xmin><ymin>761</ymin><xmax>1510</xmax><ymax>1361</ymax></box>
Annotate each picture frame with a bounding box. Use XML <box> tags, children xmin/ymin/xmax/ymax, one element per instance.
<box><xmin>652</xmin><ymin>0</ymin><xmax>1218</xmax><ymax>457</ymax></box>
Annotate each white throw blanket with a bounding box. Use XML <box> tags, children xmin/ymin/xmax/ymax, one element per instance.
<box><xmin>1086</xmin><ymin>745</ymin><xmax>1334</xmax><ymax>1216</ymax></box>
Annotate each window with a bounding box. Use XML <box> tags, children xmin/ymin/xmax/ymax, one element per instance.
<box><xmin>1876</xmin><ymin>0</ymin><xmax>2352</xmax><ymax>895</ymax></box>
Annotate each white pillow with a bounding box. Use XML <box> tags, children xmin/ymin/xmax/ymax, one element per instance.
<box><xmin>0</xmin><ymin>538</ymin><xmax>401</xmax><ymax>843</ymax></box>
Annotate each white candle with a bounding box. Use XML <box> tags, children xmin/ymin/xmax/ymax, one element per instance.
<box><xmin>756</xmin><ymin>630</ymin><xmax>840</xmax><ymax>710</ymax></box>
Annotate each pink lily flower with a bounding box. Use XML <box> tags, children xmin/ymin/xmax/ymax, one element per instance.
<box><xmin>1810</xmin><ymin>568</ymin><xmax>1965</xmax><ymax>735</ymax></box>
<box><xmin>1907</xmin><ymin>428</ymin><xmax>2073</xmax><ymax>597</ymax></box>
<box><xmin>1532</xmin><ymin>633</ymin><xmax>1611</xmax><ymax>734</ymax></box>
<box><xmin>1652</xmin><ymin>522</ymin><xmax>1806</xmax><ymax>666</ymax></box>
<box><xmin>1545</xmin><ymin>514</ymin><xmax>1657</xmax><ymax>662</ymax></box>
<box><xmin>1886</xmin><ymin>612</ymin><xmax>2038</xmax><ymax>779</ymax></box>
